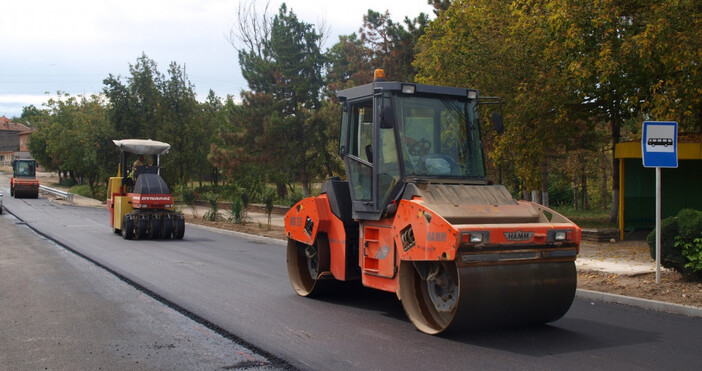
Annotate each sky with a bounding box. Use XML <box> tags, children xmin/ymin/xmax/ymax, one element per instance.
<box><xmin>0</xmin><ymin>0</ymin><xmax>434</xmax><ymax>119</ymax></box>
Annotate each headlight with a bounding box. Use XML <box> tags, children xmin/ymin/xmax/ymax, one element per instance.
<box><xmin>548</xmin><ymin>229</ymin><xmax>571</xmax><ymax>243</ymax></box>
<box><xmin>460</xmin><ymin>231</ymin><xmax>488</xmax><ymax>246</ymax></box>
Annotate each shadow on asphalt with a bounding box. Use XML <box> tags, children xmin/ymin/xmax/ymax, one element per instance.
<box><xmin>443</xmin><ymin>318</ymin><xmax>657</xmax><ymax>356</ymax></box>
<box><xmin>309</xmin><ymin>281</ymin><xmax>408</xmax><ymax>322</ymax></box>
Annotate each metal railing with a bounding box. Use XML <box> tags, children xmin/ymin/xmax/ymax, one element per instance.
<box><xmin>40</xmin><ymin>185</ymin><xmax>74</xmax><ymax>203</ymax></box>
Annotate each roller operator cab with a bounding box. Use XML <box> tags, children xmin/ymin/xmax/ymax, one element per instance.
<box><xmin>107</xmin><ymin>139</ymin><xmax>185</xmax><ymax>240</ymax></box>
<box><xmin>11</xmin><ymin>159</ymin><xmax>39</xmax><ymax>198</ymax></box>
<box><xmin>285</xmin><ymin>70</ymin><xmax>581</xmax><ymax>335</ymax></box>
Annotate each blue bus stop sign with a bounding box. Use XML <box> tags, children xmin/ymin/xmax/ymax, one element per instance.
<box><xmin>642</xmin><ymin>121</ymin><xmax>678</xmax><ymax>168</ymax></box>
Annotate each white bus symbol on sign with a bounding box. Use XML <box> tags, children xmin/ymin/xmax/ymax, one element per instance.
<box><xmin>645</xmin><ymin>124</ymin><xmax>675</xmax><ymax>153</ymax></box>
<box><xmin>647</xmin><ymin>137</ymin><xmax>673</xmax><ymax>147</ymax></box>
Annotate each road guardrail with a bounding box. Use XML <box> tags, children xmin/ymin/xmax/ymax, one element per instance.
<box><xmin>40</xmin><ymin>185</ymin><xmax>74</xmax><ymax>203</ymax></box>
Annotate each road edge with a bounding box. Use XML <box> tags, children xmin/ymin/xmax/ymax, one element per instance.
<box><xmin>577</xmin><ymin>289</ymin><xmax>702</xmax><ymax>318</ymax></box>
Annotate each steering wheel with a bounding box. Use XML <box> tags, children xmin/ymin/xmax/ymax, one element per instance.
<box><xmin>408</xmin><ymin>138</ymin><xmax>431</xmax><ymax>156</ymax></box>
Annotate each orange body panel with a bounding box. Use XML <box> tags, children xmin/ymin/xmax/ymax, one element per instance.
<box><xmin>359</xmin><ymin>219</ymin><xmax>398</xmax><ymax>292</ymax></box>
<box><xmin>285</xmin><ymin>195</ymin><xmax>351</xmax><ymax>280</ymax></box>
<box><xmin>392</xmin><ymin>198</ymin><xmax>581</xmax><ymax>262</ymax></box>
<box><xmin>391</xmin><ymin>199</ymin><xmax>459</xmax><ymax>261</ymax></box>
<box><xmin>11</xmin><ymin>178</ymin><xmax>39</xmax><ymax>189</ymax></box>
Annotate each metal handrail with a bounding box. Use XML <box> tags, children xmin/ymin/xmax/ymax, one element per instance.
<box><xmin>40</xmin><ymin>185</ymin><xmax>74</xmax><ymax>203</ymax></box>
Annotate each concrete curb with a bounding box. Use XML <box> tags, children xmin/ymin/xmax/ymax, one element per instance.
<box><xmin>576</xmin><ymin>289</ymin><xmax>702</xmax><ymax>318</ymax></box>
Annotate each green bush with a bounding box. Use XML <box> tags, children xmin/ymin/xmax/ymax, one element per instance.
<box><xmin>675</xmin><ymin>233</ymin><xmax>702</xmax><ymax>273</ymax></box>
<box><xmin>677</xmin><ymin>209</ymin><xmax>702</xmax><ymax>241</ymax></box>
<box><xmin>648</xmin><ymin>209</ymin><xmax>702</xmax><ymax>281</ymax></box>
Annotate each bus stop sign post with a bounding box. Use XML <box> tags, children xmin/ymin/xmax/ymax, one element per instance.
<box><xmin>641</xmin><ymin>121</ymin><xmax>678</xmax><ymax>284</ymax></box>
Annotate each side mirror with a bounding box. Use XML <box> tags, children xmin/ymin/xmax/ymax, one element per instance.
<box><xmin>380</xmin><ymin>104</ymin><xmax>395</xmax><ymax>129</ymax></box>
<box><xmin>492</xmin><ymin>111</ymin><xmax>504</xmax><ymax>134</ymax></box>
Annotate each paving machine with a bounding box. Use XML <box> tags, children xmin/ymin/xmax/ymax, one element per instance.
<box><xmin>11</xmin><ymin>159</ymin><xmax>39</xmax><ymax>198</ymax></box>
<box><xmin>284</xmin><ymin>70</ymin><xmax>580</xmax><ymax>334</ymax></box>
<box><xmin>107</xmin><ymin>139</ymin><xmax>184</xmax><ymax>240</ymax></box>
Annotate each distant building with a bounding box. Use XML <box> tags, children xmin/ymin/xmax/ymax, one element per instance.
<box><xmin>0</xmin><ymin>116</ymin><xmax>32</xmax><ymax>165</ymax></box>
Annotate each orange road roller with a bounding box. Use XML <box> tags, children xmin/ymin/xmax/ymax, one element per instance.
<box><xmin>284</xmin><ymin>70</ymin><xmax>580</xmax><ymax>335</ymax></box>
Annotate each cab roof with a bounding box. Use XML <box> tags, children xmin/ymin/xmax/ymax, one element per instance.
<box><xmin>113</xmin><ymin>139</ymin><xmax>171</xmax><ymax>155</ymax></box>
<box><xmin>336</xmin><ymin>81</ymin><xmax>476</xmax><ymax>102</ymax></box>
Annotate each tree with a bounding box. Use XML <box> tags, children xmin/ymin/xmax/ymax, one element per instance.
<box><xmin>325</xmin><ymin>8</ymin><xmax>429</xmax><ymax>92</ymax></box>
<box><xmin>217</xmin><ymin>3</ymin><xmax>328</xmax><ymax>197</ymax></box>
<box><xmin>27</xmin><ymin>94</ymin><xmax>116</xmax><ymax>197</ymax></box>
<box><xmin>201</xmin><ymin>90</ymin><xmax>227</xmax><ymax>186</ymax></box>
<box><xmin>414</xmin><ymin>0</ymin><xmax>578</xmax><ymax>199</ymax></box>
<box><xmin>414</xmin><ymin>0</ymin><xmax>701</xmax><ymax>219</ymax></box>
<box><xmin>546</xmin><ymin>0</ymin><xmax>656</xmax><ymax>221</ymax></box>
<box><xmin>156</xmin><ymin>62</ymin><xmax>203</xmax><ymax>185</ymax></box>
<box><xmin>633</xmin><ymin>0</ymin><xmax>702</xmax><ymax>133</ymax></box>
<box><xmin>103</xmin><ymin>54</ymin><xmax>217</xmax><ymax>187</ymax></box>
<box><xmin>103</xmin><ymin>53</ymin><xmax>163</xmax><ymax>140</ymax></box>
<box><xmin>359</xmin><ymin>10</ymin><xmax>429</xmax><ymax>82</ymax></box>
<box><xmin>209</xmin><ymin>91</ymin><xmax>273</xmax><ymax>198</ymax></box>
<box><xmin>325</xmin><ymin>33</ymin><xmax>373</xmax><ymax>91</ymax></box>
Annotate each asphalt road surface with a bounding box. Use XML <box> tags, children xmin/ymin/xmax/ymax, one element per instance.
<box><xmin>2</xmin><ymin>183</ymin><xmax>702</xmax><ymax>370</ymax></box>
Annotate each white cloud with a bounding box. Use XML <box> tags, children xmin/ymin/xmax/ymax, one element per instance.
<box><xmin>0</xmin><ymin>94</ymin><xmax>53</xmax><ymax>105</ymax></box>
<box><xmin>0</xmin><ymin>94</ymin><xmax>54</xmax><ymax>118</ymax></box>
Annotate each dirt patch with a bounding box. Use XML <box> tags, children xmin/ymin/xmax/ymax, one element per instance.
<box><xmin>578</xmin><ymin>269</ymin><xmax>702</xmax><ymax>307</ymax></box>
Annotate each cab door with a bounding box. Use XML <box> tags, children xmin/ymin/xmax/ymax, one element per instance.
<box><xmin>340</xmin><ymin>92</ymin><xmax>402</xmax><ymax>221</ymax></box>
<box><xmin>341</xmin><ymin>98</ymin><xmax>377</xmax><ymax>219</ymax></box>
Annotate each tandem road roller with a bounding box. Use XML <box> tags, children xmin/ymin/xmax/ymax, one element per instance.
<box><xmin>107</xmin><ymin>139</ymin><xmax>184</xmax><ymax>240</ymax></box>
<box><xmin>284</xmin><ymin>70</ymin><xmax>581</xmax><ymax>335</ymax></box>
<box><xmin>11</xmin><ymin>158</ymin><xmax>39</xmax><ymax>198</ymax></box>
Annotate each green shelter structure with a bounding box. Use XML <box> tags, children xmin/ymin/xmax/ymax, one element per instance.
<box><xmin>615</xmin><ymin>136</ymin><xmax>702</xmax><ymax>240</ymax></box>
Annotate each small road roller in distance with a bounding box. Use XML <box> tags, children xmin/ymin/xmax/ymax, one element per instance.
<box><xmin>10</xmin><ymin>158</ymin><xmax>39</xmax><ymax>198</ymax></box>
<box><xmin>284</xmin><ymin>70</ymin><xmax>581</xmax><ymax>335</ymax></box>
